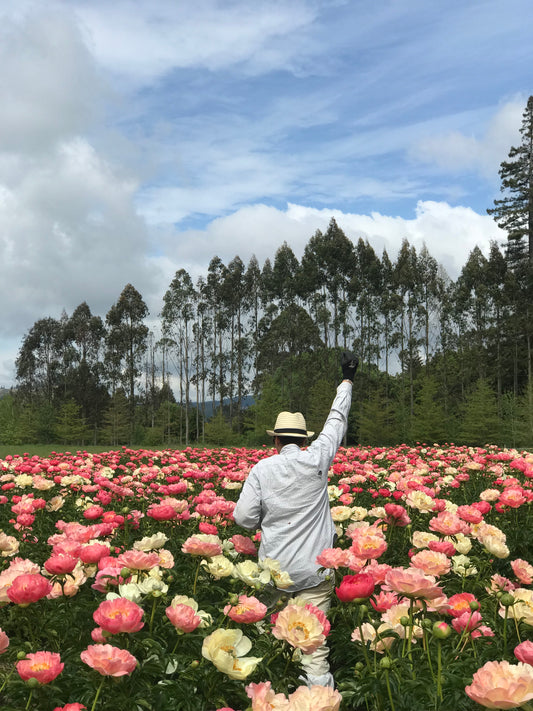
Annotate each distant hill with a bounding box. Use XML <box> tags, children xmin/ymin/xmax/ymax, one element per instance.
<box><xmin>194</xmin><ymin>395</ymin><xmax>255</xmax><ymax>418</ymax></box>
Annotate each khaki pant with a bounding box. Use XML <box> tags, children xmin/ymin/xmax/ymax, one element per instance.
<box><xmin>266</xmin><ymin>579</ymin><xmax>335</xmax><ymax>687</ymax></box>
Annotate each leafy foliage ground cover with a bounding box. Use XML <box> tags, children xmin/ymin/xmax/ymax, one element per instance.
<box><xmin>0</xmin><ymin>444</ymin><xmax>533</xmax><ymax>710</ymax></box>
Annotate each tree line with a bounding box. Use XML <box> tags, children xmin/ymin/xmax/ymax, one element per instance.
<box><xmin>2</xmin><ymin>97</ymin><xmax>533</xmax><ymax>450</ymax></box>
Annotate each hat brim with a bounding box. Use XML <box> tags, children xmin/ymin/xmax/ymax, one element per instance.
<box><xmin>267</xmin><ymin>429</ymin><xmax>314</xmax><ymax>438</ymax></box>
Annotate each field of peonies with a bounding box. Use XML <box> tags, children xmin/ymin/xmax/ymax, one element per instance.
<box><xmin>1</xmin><ymin>444</ymin><xmax>533</xmax><ymax>711</ymax></box>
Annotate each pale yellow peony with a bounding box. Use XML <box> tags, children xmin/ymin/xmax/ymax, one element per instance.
<box><xmin>202</xmin><ymin>628</ymin><xmax>262</xmax><ymax>680</ymax></box>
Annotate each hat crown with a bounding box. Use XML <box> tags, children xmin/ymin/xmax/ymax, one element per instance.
<box><xmin>267</xmin><ymin>411</ymin><xmax>314</xmax><ymax>438</ymax></box>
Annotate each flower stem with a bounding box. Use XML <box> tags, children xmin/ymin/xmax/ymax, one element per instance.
<box><xmin>90</xmin><ymin>677</ymin><xmax>105</xmax><ymax>711</ymax></box>
<box><xmin>385</xmin><ymin>670</ymin><xmax>396</xmax><ymax>711</ymax></box>
<box><xmin>436</xmin><ymin>641</ymin><xmax>443</xmax><ymax>703</ymax></box>
<box><xmin>192</xmin><ymin>560</ymin><xmax>201</xmax><ymax>596</ymax></box>
<box><xmin>25</xmin><ymin>690</ymin><xmax>33</xmax><ymax>711</ymax></box>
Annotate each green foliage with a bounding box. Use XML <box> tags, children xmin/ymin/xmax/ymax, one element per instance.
<box><xmin>458</xmin><ymin>378</ymin><xmax>500</xmax><ymax>446</ymax></box>
<box><xmin>358</xmin><ymin>388</ymin><xmax>399</xmax><ymax>446</ymax></box>
<box><xmin>54</xmin><ymin>399</ymin><xmax>90</xmax><ymax>445</ymax></box>
<box><xmin>204</xmin><ymin>410</ymin><xmax>238</xmax><ymax>446</ymax></box>
<box><xmin>410</xmin><ymin>375</ymin><xmax>448</xmax><ymax>444</ymax></box>
<box><xmin>100</xmin><ymin>390</ymin><xmax>131</xmax><ymax>445</ymax></box>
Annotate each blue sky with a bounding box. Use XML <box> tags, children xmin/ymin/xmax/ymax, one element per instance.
<box><xmin>0</xmin><ymin>0</ymin><xmax>532</xmax><ymax>386</ymax></box>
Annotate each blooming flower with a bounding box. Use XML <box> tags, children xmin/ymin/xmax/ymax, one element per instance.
<box><xmin>502</xmin><ymin>588</ymin><xmax>533</xmax><ymax>626</ymax></box>
<box><xmin>465</xmin><ymin>660</ymin><xmax>533</xmax><ymax>709</ymax></box>
<box><xmin>166</xmin><ymin>603</ymin><xmax>202</xmax><ymax>633</ymax></box>
<box><xmin>202</xmin><ymin>628</ymin><xmax>262</xmax><ymax>680</ymax></box>
<box><xmin>44</xmin><ymin>554</ymin><xmax>79</xmax><ymax>575</ymax></box>
<box><xmin>17</xmin><ymin>651</ymin><xmax>64</xmax><ymax>684</ymax></box>
<box><xmin>335</xmin><ymin>573</ymin><xmax>375</xmax><ymax>602</ymax></box>
<box><xmin>7</xmin><ymin>573</ymin><xmax>53</xmax><ymax>604</ymax></box>
<box><xmin>385</xmin><ymin>567</ymin><xmax>443</xmax><ymax>600</ymax></box>
<box><xmin>245</xmin><ymin>680</ymin><xmax>290</xmax><ymax>710</ymax></box>
<box><xmin>349</xmin><ymin>526</ymin><xmax>388</xmax><ymax>560</ymax></box>
<box><xmin>515</xmin><ymin>641</ymin><xmax>533</xmax><ymax>665</ymax></box>
<box><xmin>447</xmin><ymin>592</ymin><xmax>479</xmax><ymax>617</ymax></box>
<box><xmin>230</xmin><ymin>534</ymin><xmax>257</xmax><ymax>555</ymax></box>
<box><xmin>181</xmin><ymin>534</ymin><xmax>223</xmax><ymax>557</ymax></box>
<box><xmin>80</xmin><ymin>644</ymin><xmax>138</xmax><ymax>676</ymax></box>
<box><xmin>93</xmin><ymin>597</ymin><xmax>144</xmax><ymax>634</ymax></box>
<box><xmin>271</xmin><ymin>603</ymin><xmax>326</xmax><ymax>654</ymax></box>
<box><xmin>511</xmin><ymin>558</ymin><xmax>533</xmax><ymax>585</ymax></box>
<box><xmin>224</xmin><ymin>595</ymin><xmax>267</xmax><ymax>623</ymax></box>
<box><xmin>410</xmin><ymin>549</ymin><xmax>451</xmax><ymax>577</ymax></box>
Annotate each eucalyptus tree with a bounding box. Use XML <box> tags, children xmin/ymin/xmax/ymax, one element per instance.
<box><xmin>256</xmin><ymin>304</ymin><xmax>323</xmax><ymax>411</ymax></box>
<box><xmin>271</xmin><ymin>242</ymin><xmax>300</xmax><ymax>311</ymax></box>
<box><xmin>206</xmin><ymin>256</ymin><xmax>229</xmax><ymax>413</ymax></box>
<box><xmin>64</xmin><ymin>302</ymin><xmax>107</xmax><ymax>439</ymax></box>
<box><xmin>16</xmin><ymin>316</ymin><xmax>64</xmax><ymax>405</ymax></box>
<box><xmin>223</xmin><ymin>256</ymin><xmax>249</xmax><ymax>427</ymax></box>
<box><xmin>379</xmin><ymin>250</ymin><xmax>401</xmax><ymax>385</ymax></box>
<box><xmin>244</xmin><ymin>255</ymin><xmax>262</xmax><ymax>395</ymax></box>
<box><xmin>322</xmin><ymin>218</ymin><xmax>357</xmax><ymax>349</ymax></box>
<box><xmin>350</xmin><ymin>238</ymin><xmax>382</xmax><ymax>369</ymax></box>
<box><xmin>417</xmin><ymin>245</ymin><xmax>443</xmax><ymax>368</ymax></box>
<box><xmin>161</xmin><ymin>268</ymin><xmax>196</xmax><ymax>444</ymax></box>
<box><xmin>299</xmin><ymin>221</ymin><xmax>356</xmax><ymax>349</ymax></box>
<box><xmin>192</xmin><ymin>276</ymin><xmax>211</xmax><ymax>440</ymax></box>
<box><xmin>299</xmin><ymin>229</ymin><xmax>331</xmax><ymax>346</ymax></box>
<box><xmin>454</xmin><ymin>246</ymin><xmax>493</xmax><ymax>386</ymax></box>
<box><xmin>393</xmin><ymin>240</ymin><xmax>425</xmax><ymax>416</ymax></box>
<box><xmin>105</xmin><ymin>283</ymin><xmax>149</xmax><ymax>433</ymax></box>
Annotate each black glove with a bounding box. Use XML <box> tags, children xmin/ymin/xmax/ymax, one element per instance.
<box><xmin>341</xmin><ymin>351</ymin><xmax>358</xmax><ymax>382</ymax></box>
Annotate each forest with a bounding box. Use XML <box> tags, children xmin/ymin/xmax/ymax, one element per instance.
<box><xmin>2</xmin><ymin>98</ymin><xmax>533</xmax><ymax>450</ymax></box>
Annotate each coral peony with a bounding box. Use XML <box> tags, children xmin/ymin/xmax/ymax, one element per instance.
<box><xmin>246</xmin><ymin>680</ymin><xmax>290</xmax><ymax>709</ymax></box>
<box><xmin>465</xmin><ymin>660</ymin><xmax>533</xmax><ymax>709</ymax></box>
<box><xmin>80</xmin><ymin>644</ymin><xmax>138</xmax><ymax>676</ymax></box>
<box><xmin>224</xmin><ymin>595</ymin><xmax>267</xmax><ymax>624</ymax></box>
<box><xmin>271</xmin><ymin>603</ymin><xmax>326</xmax><ymax>654</ymax></box>
<box><xmin>165</xmin><ymin>603</ymin><xmax>202</xmax><ymax>633</ymax></box>
<box><xmin>181</xmin><ymin>534</ymin><xmax>223</xmax><ymax>557</ymax></box>
<box><xmin>93</xmin><ymin>597</ymin><xmax>144</xmax><ymax>634</ymax></box>
<box><xmin>44</xmin><ymin>554</ymin><xmax>78</xmax><ymax>575</ymax></box>
<box><xmin>17</xmin><ymin>651</ymin><xmax>64</xmax><ymax>684</ymax></box>
<box><xmin>385</xmin><ymin>567</ymin><xmax>443</xmax><ymax>600</ymax></box>
<box><xmin>7</xmin><ymin>573</ymin><xmax>53</xmax><ymax>604</ymax></box>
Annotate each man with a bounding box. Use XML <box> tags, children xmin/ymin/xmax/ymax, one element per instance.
<box><xmin>233</xmin><ymin>351</ymin><xmax>358</xmax><ymax>688</ymax></box>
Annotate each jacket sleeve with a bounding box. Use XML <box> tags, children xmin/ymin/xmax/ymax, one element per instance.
<box><xmin>233</xmin><ymin>468</ymin><xmax>262</xmax><ymax>530</ymax></box>
<box><xmin>309</xmin><ymin>380</ymin><xmax>353</xmax><ymax>464</ymax></box>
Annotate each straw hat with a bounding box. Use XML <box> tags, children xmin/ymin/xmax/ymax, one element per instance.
<box><xmin>266</xmin><ymin>411</ymin><xmax>314</xmax><ymax>439</ymax></box>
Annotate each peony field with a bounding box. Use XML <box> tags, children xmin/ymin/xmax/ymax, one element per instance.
<box><xmin>1</xmin><ymin>443</ymin><xmax>533</xmax><ymax>711</ymax></box>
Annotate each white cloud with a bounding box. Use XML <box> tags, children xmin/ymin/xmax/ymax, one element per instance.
<box><xmin>75</xmin><ymin>0</ymin><xmax>319</xmax><ymax>83</ymax></box>
<box><xmin>0</xmin><ymin>6</ymin><xmax>105</xmax><ymax>153</ymax></box>
<box><xmin>155</xmin><ymin>200</ymin><xmax>506</xmax><ymax>285</ymax></box>
<box><xmin>410</xmin><ymin>98</ymin><xmax>525</xmax><ymax>178</ymax></box>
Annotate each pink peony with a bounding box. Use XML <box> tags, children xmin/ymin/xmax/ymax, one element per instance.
<box><xmin>17</xmin><ymin>651</ymin><xmax>64</xmax><ymax>684</ymax></box>
<box><xmin>93</xmin><ymin>597</ymin><xmax>144</xmax><ymax>634</ymax></box>
<box><xmin>165</xmin><ymin>604</ymin><xmax>202</xmax><ymax>633</ymax></box>
<box><xmin>80</xmin><ymin>644</ymin><xmax>137</xmax><ymax>676</ymax></box>
<box><xmin>466</xmin><ymin>660</ymin><xmax>533</xmax><ymax>709</ymax></box>
<box><xmin>7</xmin><ymin>573</ymin><xmax>53</xmax><ymax>605</ymax></box>
<box><xmin>224</xmin><ymin>595</ymin><xmax>267</xmax><ymax>624</ymax></box>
